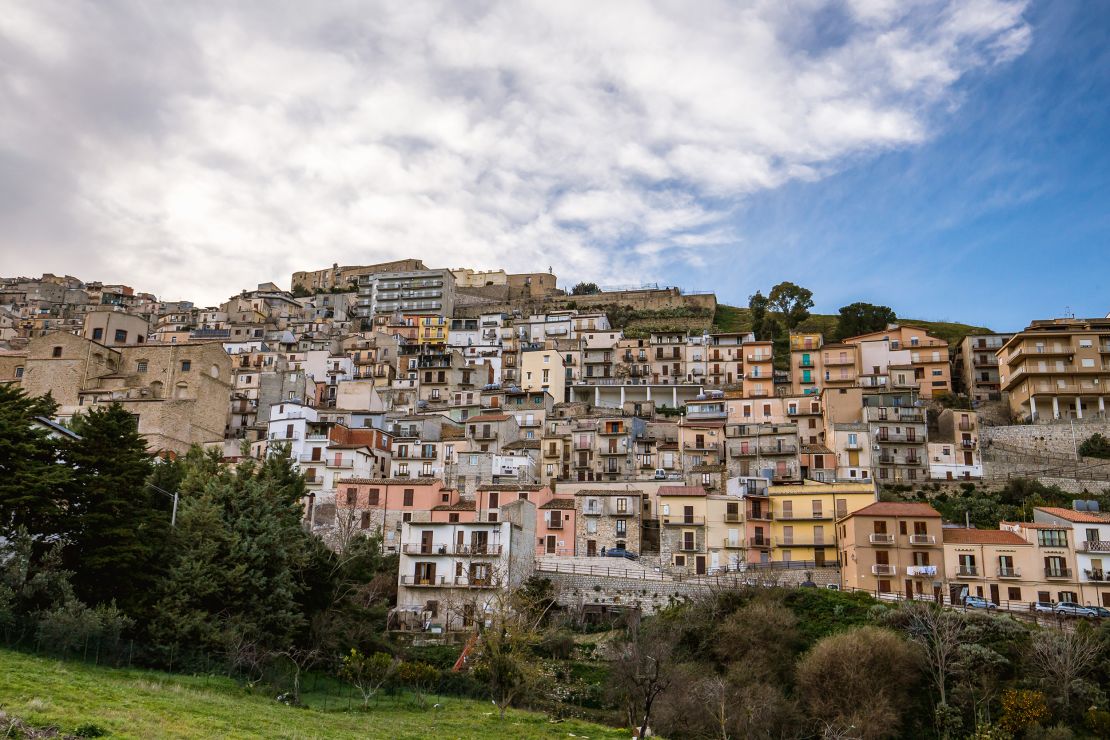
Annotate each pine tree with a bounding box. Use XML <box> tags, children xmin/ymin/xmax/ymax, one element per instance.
<box><xmin>0</xmin><ymin>386</ymin><xmax>71</xmax><ymax>538</ymax></box>
<box><xmin>61</xmin><ymin>404</ymin><xmax>162</xmax><ymax>612</ymax></box>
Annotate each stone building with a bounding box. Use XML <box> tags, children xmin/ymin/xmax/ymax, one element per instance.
<box><xmin>574</xmin><ymin>488</ymin><xmax>645</xmax><ymax>556</ymax></box>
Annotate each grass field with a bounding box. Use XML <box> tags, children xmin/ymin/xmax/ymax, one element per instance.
<box><xmin>0</xmin><ymin>649</ymin><xmax>629</xmax><ymax>739</ymax></box>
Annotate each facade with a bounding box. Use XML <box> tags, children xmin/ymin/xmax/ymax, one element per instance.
<box><xmin>838</xmin><ymin>501</ymin><xmax>944</xmax><ymax>598</ymax></box>
<box><xmin>845</xmin><ymin>325</ymin><xmax>951</xmax><ymax>398</ymax></box>
<box><xmin>927</xmin><ymin>408</ymin><xmax>983</xmax><ymax>480</ymax></box>
<box><xmin>658</xmin><ymin>485</ymin><xmax>709</xmax><ymax>574</ymax></box>
<box><xmin>954</xmin><ymin>333</ymin><xmax>1012</xmax><ymax>401</ymax></box>
<box><xmin>770</xmin><ymin>481</ymin><xmax>877</xmax><ymax>566</ymax></box>
<box><xmin>1030</xmin><ymin>506</ymin><xmax>1110</xmax><ymax>607</ymax></box>
<box><xmin>82</xmin><ymin>309</ymin><xmax>149</xmax><ymax>346</ymax></box>
<box><xmin>863</xmin><ymin>391</ymin><xmax>929</xmax><ymax>484</ymax></box>
<box><xmin>942</xmin><ymin>527</ymin><xmax>1055</xmax><ymax>606</ymax></box>
<box><xmin>291</xmin><ymin>259</ymin><xmax>427</xmax><ymax>294</ymax></box>
<box><xmin>997</xmin><ymin>317</ymin><xmax>1110</xmax><ymax>422</ymax></box>
<box><xmin>574</xmin><ymin>488</ymin><xmax>644</xmax><ymax>556</ymax></box>
<box><xmin>356</xmin><ymin>268</ymin><xmax>456</xmax><ymax>319</ymax></box>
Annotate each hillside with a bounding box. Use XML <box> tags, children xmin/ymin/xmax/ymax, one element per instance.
<box><xmin>713</xmin><ymin>304</ymin><xmax>992</xmax><ymax>345</ymax></box>
<box><xmin>0</xmin><ymin>649</ymin><xmax>628</xmax><ymax>740</ymax></box>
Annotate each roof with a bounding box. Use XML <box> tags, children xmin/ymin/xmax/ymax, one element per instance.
<box><xmin>31</xmin><ymin>416</ymin><xmax>81</xmax><ymax>440</ymax></box>
<box><xmin>478</xmin><ymin>484</ymin><xmax>547</xmax><ymax>492</ymax></box>
<box><xmin>691</xmin><ymin>464</ymin><xmax>726</xmax><ymax>473</ymax></box>
<box><xmin>801</xmin><ymin>444</ymin><xmax>834</xmax><ymax>455</ymax></box>
<box><xmin>1035</xmin><ymin>506</ymin><xmax>1110</xmax><ymax>524</ymax></box>
<box><xmin>540</xmin><ymin>498</ymin><xmax>576</xmax><ymax>510</ymax></box>
<box><xmin>503</xmin><ymin>439</ymin><xmax>540</xmax><ymax>450</ymax></box>
<box><xmin>848</xmin><ymin>501</ymin><xmax>941</xmax><ymax>518</ymax></box>
<box><xmin>466</xmin><ymin>413</ymin><xmax>510</xmax><ymax>423</ymax></box>
<box><xmin>326</xmin><ymin>444</ymin><xmax>373</xmax><ymax>451</ymax></box>
<box><xmin>943</xmin><ymin>528</ymin><xmax>1028</xmax><ymax>545</ymax></box>
<box><xmin>658</xmin><ymin>485</ymin><xmax>707</xmax><ymax>497</ymax></box>
<box><xmin>337</xmin><ymin>477</ymin><xmax>441</xmax><ymax>486</ymax></box>
<box><xmin>574</xmin><ymin>489</ymin><xmax>645</xmax><ymax>497</ymax></box>
<box><xmin>432</xmin><ymin>500</ymin><xmax>476</xmax><ymax>512</ymax></box>
<box><xmin>1001</xmin><ymin>521</ymin><xmax>1070</xmax><ymax>530</ymax></box>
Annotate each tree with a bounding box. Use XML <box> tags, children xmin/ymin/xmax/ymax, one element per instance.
<box><xmin>340</xmin><ymin>648</ymin><xmax>398</xmax><ymax>707</ymax></box>
<box><xmin>570</xmin><ymin>282</ymin><xmax>601</xmax><ymax>295</ymax></box>
<box><xmin>795</xmin><ymin>626</ymin><xmax>920</xmax><ymax>740</ymax></box>
<box><xmin>396</xmin><ymin>660</ymin><xmax>439</xmax><ymax>707</ymax></box>
<box><xmin>610</xmin><ymin>620</ymin><xmax>678</xmax><ymax>739</ymax></box>
<box><xmin>768</xmin><ymin>281</ymin><xmax>814</xmax><ymax>331</ymax></box>
<box><xmin>1078</xmin><ymin>433</ymin><xmax>1110</xmax><ymax>459</ymax></box>
<box><xmin>1027</xmin><ymin>629</ymin><xmax>1102</xmax><ymax>712</ymax></box>
<box><xmin>888</xmin><ymin>602</ymin><xmax>966</xmax><ymax>738</ymax></box>
<box><xmin>0</xmin><ymin>386</ymin><xmax>71</xmax><ymax>538</ymax></box>
<box><xmin>748</xmin><ymin>291</ymin><xmax>773</xmax><ymax>340</ymax></box>
<box><xmin>60</xmin><ymin>404</ymin><xmax>162</xmax><ymax>612</ymax></box>
<box><xmin>837</xmin><ymin>302</ymin><xmax>897</xmax><ymax>340</ymax></box>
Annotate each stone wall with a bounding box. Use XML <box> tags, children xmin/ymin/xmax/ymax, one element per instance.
<box><xmin>540</xmin><ymin>566</ymin><xmax>840</xmax><ymax>615</ymax></box>
<box><xmin>981</xmin><ymin>420</ymin><xmax>1110</xmax><ymax>457</ymax></box>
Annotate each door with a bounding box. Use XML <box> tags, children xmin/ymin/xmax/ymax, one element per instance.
<box><xmin>420</xmin><ymin>530</ymin><xmax>433</xmax><ymax>554</ymax></box>
<box><xmin>545</xmin><ymin>535</ymin><xmax>556</xmax><ymax>554</ymax></box>
<box><xmin>814</xmin><ymin>550</ymin><xmax>826</xmax><ymax>567</ymax></box>
<box><xmin>586</xmin><ymin>540</ymin><xmax>596</xmax><ymax>557</ymax></box>
<box><xmin>989</xmin><ymin>584</ymin><xmax>1000</xmax><ymax>605</ymax></box>
<box><xmin>905</xmin><ymin>579</ymin><xmax>913</xmax><ymax>601</ymax></box>
<box><xmin>471</xmin><ymin>530</ymin><xmax>489</xmax><ymax>554</ymax></box>
<box><xmin>310</xmin><ymin>446</ymin><xmax>321</xmax><ymax>461</ymax></box>
<box><xmin>695</xmin><ymin>556</ymin><xmax>706</xmax><ymax>575</ymax></box>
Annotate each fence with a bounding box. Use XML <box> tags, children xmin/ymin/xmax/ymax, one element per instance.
<box><xmin>535</xmin><ymin>559</ymin><xmax>839</xmax><ymax>584</ymax></box>
<box><xmin>838</xmin><ymin>586</ymin><xmax>1093</xmax><ymax>630</ymax></box>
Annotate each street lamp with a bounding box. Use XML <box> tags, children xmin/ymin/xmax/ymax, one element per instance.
<box><xmin>147</xmin><ymin>483</ymin><xmax>179</xmax><ymax>527</ymax></box>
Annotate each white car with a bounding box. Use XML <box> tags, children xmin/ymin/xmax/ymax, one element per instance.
<box><xmin>1054</xmin><ymin>601</ymin><xmax>1098</xmax><ymax>618</ymax></box>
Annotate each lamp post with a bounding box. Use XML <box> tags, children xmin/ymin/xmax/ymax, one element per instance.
<box><xmin>148</xmin><ymin>483</ymin><xmax>179</xmax><ymax>527</ymax></box>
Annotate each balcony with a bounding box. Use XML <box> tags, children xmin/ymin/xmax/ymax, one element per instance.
<box><xmin>546</xmin><ymin>519</ymin><xmax>563</xmax><ymax>530</ymax></box>
<box><xmin>748</xmin><ymin>537</ymin><xmax>771</xmax><ymax>548</ymax></box>
<box><xmin>325</xmin><ymin>459</ymin><xmax>355</xmax><ymax>469</ymax></box>
<box><xmin>722</xmin><ymin>539</ymin><xmax>745</xmax><ymax>549</ymax></box>
<box><xmin>1079</xmin><ymin>540</ymin><xmax>1110</xmax><ymax>553</ymax></box>
<box><xmin>824</xmin><ymin>356</ymin><xmax>855</xmax><ymax>366</ymax></box>
<box><xmin>303</xmin><ymin>475</ymin><xmax>324</xmax><ymax>485</ymax></box>
<box><xmin>471</xmin><ymin>431</ymin><xmax>498</xmax><ymax>441</ymax></box>
<box><xmin>777</xmin><ymin>538</ymin><xmax>831</xmax><ymax>548</ymax></box>
<box><xmin>583</xmin><ymin>507</ymin><xmax>603</xmax><ymax>516</ymax></box>
<box><xmin>779</xmin><ymin>512</ymin><xmax>832</xmax><ymax>521</ymax></box>
<box><xmin>662</xmin><ymin>516</ymin><xmax>706</xmax><ymax>526</ymax></box>
<box><xmin>872</xmin><ymin>564</ymin><xmax>897</xmax><ymax>576</ymax></box>
<box><xmin>869</xmin><ymin>533</ymin><xmax>894</xmax><ymax>544</ymax></box>
<box><xmin>798</xmin><ymin>359</ymin><xmax>815</xmax><ymax>368</ymax></box>
<box><xmin>997</xmin><ymin>567</ymin><xmax>1021</xmax><ymax>579</ymax></box>
<box><xmin>399</xmin><ymin>575</ymin><xmax>449</xmax><ymax>587</ymax></box>
<box><xmin>955</xmin><ymin>566</ymin><xmax>979</xmax><ymax>578</ymax></box>
<box><xmin>905</xmin><ymin>565</ymin><xmax>937</xmax><ymax>577</ymax></box>
<box><xmin>1085</xmin><ymin>570</ymin><xmax>1108</xmax><ymax>582</ymax></box>
<box><xmin>1044</xmin><ymin>568</ymin><xmax>1073</xmax><ymax>579</ymax></box>
<box><xmin>678</xmin><ymin>541</ymin><xmax>701</xmax><ymax>552</ymax></box>
<box><xmin>724</xmin><ymin>511</ymin><xmax>743</xmax><ymax>523</ymax></box>
<box><xmin>908</xmin><ymin>534</ymin><xmax>936</xmax><ymax>545</ymax></box>
<box><xmin>746</xmin><ymin>509</ymin><xmax>772</xmax><ymax>521</ymax></box>
<box><xmin>454</xmin><ymin>577</ymin><xmax>497</xmax><ymax>588</ymax></box>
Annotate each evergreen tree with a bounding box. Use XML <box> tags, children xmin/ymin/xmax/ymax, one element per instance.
<box><xmin>0</xmin><ymin>386</ymin><xmax>71</xmax><ymax>538</ymax></box>
<box><xmin>60</xmin><ymin>404</ymin><xmax>162</xmax><ymax>612</ymax></box>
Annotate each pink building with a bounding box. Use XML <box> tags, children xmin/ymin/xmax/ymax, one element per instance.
<box><xmin>537</xmin><ymin>498</ymin><xmax>576</xmax><ymax>556</ymax></box>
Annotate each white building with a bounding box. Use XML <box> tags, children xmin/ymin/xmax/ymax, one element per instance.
<box><xmin>1033</xmin><ymin>505</ymin><xmax>1110</xmax><ymax>607</ymax></box>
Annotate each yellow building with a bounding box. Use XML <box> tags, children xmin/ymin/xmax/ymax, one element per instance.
<box><xmin>520</xmin><ymin>348</ymin><xmax>567</xmax><ymax>403</ymax></box>
<box><xmin>412</xmin><ymin>315</ymin><xmax>449</xmax><ymax>346</ymax></box>
<box><xmin>768</xmin><ymin>481</ymin><xmax>877</xmax><ymax>566</ymax></box>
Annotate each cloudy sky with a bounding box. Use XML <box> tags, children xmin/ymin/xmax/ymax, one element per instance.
<box><xmin>1</xmin><ymin>1</ymin><xmax>1106</xmax><ymax>327</ymax></box>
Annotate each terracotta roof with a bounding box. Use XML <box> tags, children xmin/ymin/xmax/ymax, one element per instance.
<box><xmin>943</xmin><ymin>528</ymin><xmax>1028</xmax><ymax>545</ymax></box>
<box><xmin>691</xmin><ymin>464</ymin><xmax>726</xmax><ymax>473</ymax></box>
<box><xmin>326</xmin><ymin>444</ymin><xmax>373</xmax><ymax>450</ymax></box>
<box><xmin>801</xmin><ymin>444</ymin><xmax>834</xmax><ymax>455</ymax></box>
<box><xmin>465</xmin><ymin>413</ymin><xmax>510</xmax><ymax>423</ymax></box>
<box><xmin>478</xmin><ymin>484</ymin><xmax>547</xmax><ymax>492</ymax></box>
<box><xmin>337</xmin><ymin>477</ymin><xmax>440</xmax><ymax>486</ymax></box>
<box><xmin>848</xmin><ymin>501</ymin><xmax>941</xmax><ymax>518</ymax></box>
<box><xmin>658</xmin><ymin>485</ymin><xmax>707</xmax><ymax>497</ymax></box>
<box><xmin>540</xmin><ymin>498</ymin><xmax>576</xmax><ymax>510</ymax></box>
<box><xmin>657</xmin><ymin>442</ymin><xmax>679</xmax><ymax>450</ymax></box>
<box><xmin>1001</xmin><ymin>521</ymin><xmax>1069</xmax><ymax>530</ymax></box>
<box><xmin>1035</xmin><ymin>506</ymin><xmax>1110</xmax><ymax>524</ymax></box>
<box><xmin>432</xmin><ymin>500</ymin><xmax>476</xmax><ymax>511</ymax></box>
<box><xmin>441</xmin><ymin>427</ymin><xmax>466</xmax><ymax>440</ymax></box>
<box><xmin>573</xmin><ymin>489</ymin><xmax>644</xmax><ymax>496</ymax></box>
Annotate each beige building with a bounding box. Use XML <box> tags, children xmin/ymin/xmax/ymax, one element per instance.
<box><xmin>954</xmin><ymin>333</ymin><xmax>1012</xmax><ymax>402</ymax></box>
<box><xmin>82</xmin><ymin>309</ymin><xmax>150</xmax><ymax>346</ymax></box>
<box><xmin>520</xmin><ymin>348</ymin><xmax>567</xmax><ymax>402</ymax></box>
<box><xmin>942</xmin><ymin>527</ymin><xmax>1070</xmax><ymax>606</ymax></box>
<box><xmin>292</xmin><ymin>259</ymin><xmax>427</xmax><ymax>294</ymax></box>
<box><xmin>658</xmin><ymin>485</ymin><xmax>709</xmax><ymax>574</ymax></box>
<box><xmin>845</xmin><ymin>325</ymin><xmax>952</xmax><ymax>398</ymax></box>
<box><xmin>997</xmin><ymin>317</ymin><xmax>1110</xmax><ymax>422</ymax></box>
<box><xmin>838</xmin><ymin>501</ymin><xmax>944</xmax><ymax>598</ymax></box>
<box><xmin>927</xmin><ymin>408</ymin><xmax>983</xmax><ymax>480</ymax></box>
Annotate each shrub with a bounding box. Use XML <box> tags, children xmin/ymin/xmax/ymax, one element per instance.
<box><xmin>999</xmin><ymin>688</ymin><xmax>1050</xmax><ymax>735</ymax></box>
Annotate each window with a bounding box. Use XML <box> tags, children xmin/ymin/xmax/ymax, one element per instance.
<box><xmin>114</xmin><ymin>329</ymin><xmax>128</xmax><ymax>343</ymax></box>
<box><xmin>137</xmin><ymin>360</ymin><xmax>148</xmax><ymax>373</ymax></box>
<box><xmin>368</xmin><ymin>488</ymin><xmax>380</xmax><ymax>505</ymax></box>
<box><xmin>181</xmin><ymin>360</ymin><xmax>191</xmax><ymax>372</ymax></box>
<box><xmin>586</xmin><ymin>519</ymin><xmax>598</xmax><ymax>534</ymax></box>
<box><xmin>1008</xmin><ymin>587</ymin><xmax>1021</xmax><ymax>600</ymax></box>
<box><xmin>360</xmin><ymin>512</ymin><xmax>370</xmax><ymax>529</ymax></box>
<box><xmin>14</xmin><ymin>367</ymin><xmax>22</xmax><ymax>379</ymax></box>
<box><xmin>52</xmin><ymin>346</ymin><xmax>63</xmax><ymax>358</ymax></box>
<box><xmin>92</xmin><ymin>328</ymin><xmax>103</xmax><ymax>340</ymax></box>
<box><xmin>1037</xmin><ymin>530</ymin><xmax>1068</xmax><ymax>547</ymax></box>
<box><xmin>403</xmin><ymin>489</ymin><xmax>414</xmax><ymax>506</ymax></box>
<box><xmin>345</xmin><ymin>488</ymin><xmax>357</xmax><ymax>506</ymax></box>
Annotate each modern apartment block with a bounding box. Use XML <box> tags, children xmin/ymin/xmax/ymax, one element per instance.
<box><xmin>863</xmin><ymin>391</ymin><xmax>929</xmax><ymax>483</ymax></box>
<box><xmin>953</xmin><ymin>333</ymin><xmax>1012</xmax><ymax>401</ymax></box>
<box><xmin>997</xmin><ymin>317</ymin><xmax>1110</xmax><ymax>422</ymax></box>
<box><xmin>838</xmin><ymin>502</ymin><xmax>944</xmax><ymax>598</ymax></box>
<box><xmin>844</xmin><ymin>325</ymin><xmax>952</xmax><ymax>398</ymax></box>
<box><xmin>355</xmin><ymin>268</ymin><xmax>456</xmax><ymax>318</ymax></box>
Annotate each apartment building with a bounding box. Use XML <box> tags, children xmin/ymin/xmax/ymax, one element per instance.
<box><xmin>724</xmin><ymin>422</ymin><xmax>801</xmax><ymax>482</ymax></box>
<box><xmin>658</xmin><ymin>485</ymin><xmax>709</xmax><ymax>574</ymax></box>
<box><xmin>927</xmin><ymin>408</ymin><xmax>983</xmax><ymax>480</ymax></box>
<box><xmin>839</xmin><ymin>502</ymin><xmax>944</xmax><ymax>598</ymax></box>
<box><xmin>537</xmin><ymin>498</ymin><xmax>576</xmax><ymax>556</ymax></box>
<box><xmin>790</xmin><ymin>333</ymin><xmax>861</xmax><ymax>396</ymax></box>
<box><xmin>771</xmin><ymin>481</ymin><xmax>877</xmax><ymax>567</ymax></box>
<box><xmin>82</xmin><ymin>309</ymin><xmax>149</xmax><ymax>346</ymax></box>
<box><xmin>741</xmin><ymin>340</ymin><xmax>774</xmax><ymax>399</ymax></box>
<box><xmin>1000</xmin><ymin>521</ymin><xmax>1083</xmax><ymax>605</ymax></box>
<box><xmin>394</xmin><ymin>499</ymin><xmax>535</xmax><ymax>632</ymax></box>
<box><xmin>954</xmin><ymin>333</ymin><xmax>1012</xmax><ymax>401</ymax></box>
<box><xmin>997</xmin><ymin>317</ymin><xmax>1110</xmax><ymax>422</ymax></box>
<box><xmin>335</xmin><ymin>477</ymin><xmax>454</xmax><ymax>549</ymax></box>
<box><xmin>942</xmin><ymin>527</ymin><xmax>1055</xmax><ymax>606</ymax></box>
<box><xmin>356</xmin><ymin>268</ymin><xmax>456</xmax><ymax>319</ymax></box>
<box><xmin>292</xmin><ymin>259</ymin><xmax>427</xmax><ymax>294</ymax></box>
<box><xmin>845</xmin><ymin>325</ymin><xmax>951</xmax><ymax>398</ymax></box>
<box><xmin>863</xmin><ymin>391</ymin><xmax>929</xmax><ymax>483</ymax></box>
<box><xmin>575</xmin><ymin>488</ymin><xmax>644</xmax><ymax>556</ymax></box>
<box><xmin>1031</xmin><ymin>505</ymin><xmax>1110</xmax><ymax>606</ymax></box>
<box><xmin>520</xmin><ymin>348</ymin><xmax>567</xmax><ymax>401</ymax></box>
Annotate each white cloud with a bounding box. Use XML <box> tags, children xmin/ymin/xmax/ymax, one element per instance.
<box><xmin>0</xmin><ymin>0</ymin><xmax>1030</xmax><ymax>304</ymax></box>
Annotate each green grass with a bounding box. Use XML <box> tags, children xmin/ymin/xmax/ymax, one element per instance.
<box><xmin>713</xmin><ymin>304</ymin><xmax>991</xmax><ymax>346</ymax></box>
<box><xmin>0</xmin><ymin>649</ymin><xmax>629</xmax><ymax>739</ymax></box>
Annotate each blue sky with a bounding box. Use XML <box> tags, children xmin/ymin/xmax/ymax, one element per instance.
<box><xmin>704</xmin><ymin>1</ymin><xmax>1110</xmax><ymax>331</ymax></box>
<box><xmin>0</xmin><ymin>0</ymin><xmax>1102</xmax><ymax>322</ymax></box>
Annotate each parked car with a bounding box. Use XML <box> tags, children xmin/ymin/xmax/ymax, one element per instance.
<box><xmin>1089</xmin><ymin>606</ymin><xmax>1110</xmax><ymax>619</ymax></box>
<box><xmin>605</xmin><ymin>548</ymin><xmax>638</xmax><ymax>560</ymax></box>
<box><xmin>1032</xmin><ymin>601</ymin><xmax>1055</xmax><ymax>613</ymax></box>
<box><xmin>963</xmin><ymin>596</ymin><xmax>997</xmax><ymax>610</ymax></box>
<box><xmin>1054</xmin><ymin>601</ymin><xmax>1098</xmax><ymax>618</ymax></box>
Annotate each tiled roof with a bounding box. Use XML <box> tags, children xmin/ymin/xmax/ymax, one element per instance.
<box><xmin>465</xmin><ymin>413</ymin><xmax>511</xmax><ymax>423</ymax></box>
<box><xmin>943</xmin><ymin>528</ymin><xmax>1028</xmax><ymax>545</ymax></box>
<box><xmin>478</xmin><ymin>484</ymin><xmax>547</xmax><ymax>492</ymax></box>
<box><xmin>691</xmin><ymin>464</ymin><xmax>726</xmax><ymax>473</ymax></box>
<box><xmin>849</xmin><ymin>501</ymin><xmax>941</xmax><ymax>518</ymax></box>
<box><xmin>503</xmin><ymin>439</ymin><xmax>541</xmax><ymax>450</ymax></box>
<box><xmin>337</xmin><ymin>477</ymin><xmax>440</xmax><ymax>486</ymax></box>
<box><xmin>1002</xmin><ymin>521</ymin><xmax>1069</xmax><ymax>530</ymax></box>
<box><xmin>540</xmin><ymin>498</ymin><xmax>576</xmax><ymax>510</ymax></box>
<box><xmin>573</xmin><ymin>489</ymin><xmax>644</xmax><ymax>496</ymax></box>
<box><xmin>1035</xmin><ymin>506</ymin><xmax>1110</xmax><ymax>524</ymax></box>
<box><xmin>441</xmin><ymin>427</ymin><xmax>466</xmax><ymax>440</ymax></box>
<box><xmin>658</xmin><ymin>485</ymin><xmax>707</xmax><ymax>497</ymax></box>
<box><xmin>433</xmin><ymin>500</ymin><xmax>476</xmax><ymax>511</ymax></box>
<box><xmin>801</xmin><ymin>444</ymin><xmax>834</xmax><ymax>455</ymax></box>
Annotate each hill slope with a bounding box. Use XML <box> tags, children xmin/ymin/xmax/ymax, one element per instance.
<box><xmin>0</xmin><ymin>649</ymin><xmax>627</xmax><ymax>740</ymax></box>
<box><xmin>713</xmin><ymin>304</ymin><xmax>992</xmax><ymax>345</ymax></box>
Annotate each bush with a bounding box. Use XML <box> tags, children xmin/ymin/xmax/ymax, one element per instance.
<box><xmin>1079</xmin><ymin>433</ymin><xmax>1110</xmax><ymax>459</ymax></box>
<box><xmin>74</xmin><ymin>723</ymin><xmax>107</xmax><ymax>738</ymax></box>
<box><xmin>999</xmin><ymin>688</ymin><xmax>1050</xmax><ymax>735</ymax></box>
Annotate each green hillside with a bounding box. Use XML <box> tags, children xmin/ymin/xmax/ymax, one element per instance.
<box><xmin>0</xmin><ymin>649</ymin><xmax>628</xmax><ymax>740</ymax></box>
<box><xmin>713</xmin><ymin>304</ymin><xmax>992</xmax><ymax>346</ymax></box>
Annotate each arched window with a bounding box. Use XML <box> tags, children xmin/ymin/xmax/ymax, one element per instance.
<box><xmin>149</xmin><ymin>381</ymin><xmax>163</xmax><ymax>399</ymax></box>
<box><xmin>174</xmin><ymin>382</ymin><xmax>188</xmax><ymax>400</ymax></box>
<box><xmin>209</xmin><ymin>364</ymin><xmax>220</xmax><ymax>378</ymax></box>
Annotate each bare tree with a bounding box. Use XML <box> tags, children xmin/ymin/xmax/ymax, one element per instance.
<box><xmin>611</xmin><ymin>621</ymin><xmax>678</xmax><ymax>739</ymax></box>
<box><xmin>1028</xmin><ymin>629</ymin><xmax>1102</xmax><ymax>711</ymax></box>
<box><xmin>895</xmin><ymin>602</ymin><xmax>964</xmax><ymax>735</ymax></box>
<box><xmin>271</xmin><ymin>646</ymin><xmax>322</xmax><ymax>704</ymax></box>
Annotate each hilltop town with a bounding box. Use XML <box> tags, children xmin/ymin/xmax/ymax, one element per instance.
<box><xmin>4</xmin><ymin>259</ymin><xmax>1109</xmax><ymax>623</ymax></box>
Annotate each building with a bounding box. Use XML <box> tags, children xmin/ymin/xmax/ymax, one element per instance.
<box><xmin>771</xmin><ymin>481</ymin><xmax>878</xmax><ymax>567</ymax></box>
<box><xmin>953</xmin><ymin>333</ymin><xmax>1012</xmax><ymax>402</ymax></box>
<box><xmin>1030</xmin><ymin>505</ymin><xmax>1110</xmax><ymax>607</ymax></box>
<box><xmin>942</xmin><ymin>527</ymin><xmax>1051</xmax><ymax>606</ymax></box>
<box><xmin>82</xmin><ymin>309</ymin><xmax>150</xmax><ymax>346</ymax></box>
<box><xmin>574</xmin><ymin>488</ymin><xmax>644</xmax><ymax>556</ymax></box>
<box><xmin>291</xmin><ymin>259</ymin><xmax>427</xmax><ymax>294</ymax></box>
<box><xmin>334</xmin><ymin>477</ymin><xmax>454</xmax><ymax>552</ymax></box>
<box><xmin>927</xmin><ymin>408</ymin><xmax>983</xmax><ymax>480</ymax></box>
<box><xmin>658</xmin><ymin>485</ymin><xmax>709</xmax><ymax>574</ymax></box>
<box><xmin>997</xmin><ymin>317</ymin><xmax>1110</xmax><ymax>422</ymax></box>
<box><xmin>838</xmin><ymin>501</ymin><xmax>944</xmax><ymax>598</ymax></box>
<box><xmin>844</xmin><ymin>325</ymin><xmax>952</xmax><ymax>398</ymax></box>
<box><xmin>863</xmin><ymin>391</ymin><xmax>929</xmax><ymax>484</ymax></box>
<box><xmin>520</xmin><ymin>348</ymin><xmax>567</xmax><ymax>402</ymax></box>
<box><xmin>394</xmin><ymin>499</ymin><xmax>536</xmax><ymax>632</ymax></box>
<box><xmin>356</xmin><ymin>268</ymin><xmax>456</xmax><ymax>319</ymax></box>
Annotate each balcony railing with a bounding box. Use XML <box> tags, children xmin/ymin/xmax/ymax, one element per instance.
<box><xmin>956</xmin><ymin>566</ymin><xmax>978</xmax><ymax>577</ymax></box>
<box><xmin>869</xmin><ymin>533</ymin><xmax>894</xmax><ymax>544</ymax></box>
<box><xmin>748</xmin><ymin>537</ymin><xmax>771</xmax><ymax>548</ymax></box>
<box><xmin>746</xmin><ymin>509</ymin><xmax>772</xmax><ymax>521</ymax></box>
<box><xmin>1085</xmin><ymin>569</ymin><xmax>1108</xmax><ymax>582</ymax></box>
<box><xmin>662</xmin><ymin>516</ymin><xmax>706</xmax><ymax>526</ymax></box>
<box><xmin>872</xmin><ymin>564</ymin><xmax>897</xmax><ymax>576</ymax></box>
<box><xmin>779</xmin><ymin>512</ymin><xmax>831</xmax><ymax>521</ymax></box>
<box><xmin>1044</xmin><ymin>568</ymin><xmax>1073</xmax><ymax>579</ymax></box>
<box><xmin>399</xmin><ymin>575</ymin><xmax>449</xmax><ymax>586</ymax></box>
<box><xmin>1080</xmin><ymin>540</ymin><xmax>1110</xmax><ymax>553</ymax></box>
<box><xmin>908</xmin><ymin>534</ymin><xmax>936</xmax><ymax>545</ymax></box>
<box><xmin>724</xmin><ymin>512</ymin><xmax>743</xmax><ymax>523</ymax></box>
<box><xmin>722</xmin><ymin>539</ymin><xmax>745</xmax><ymax>549</ymax></box>
<box><xmin>997</xmin><ymin>567</ymin><xmax>1021</xmax><ymax>578</ymax></box>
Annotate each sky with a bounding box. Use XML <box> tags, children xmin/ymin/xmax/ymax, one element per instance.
<box><xmin>0</xmin><ymin>1</ymin><xmax>1105</xmax><ymax>328</ymax></box>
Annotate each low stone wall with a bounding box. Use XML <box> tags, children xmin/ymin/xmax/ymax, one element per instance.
<box><xmin>982</xmin><ymin>420</ymin><xmax>1110</xmax><ymax>457</ymax></box>
<box><xmin>539</xmin><ymin>566</ymin><xmax>840</xmax><ymax>615</ymax></box>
